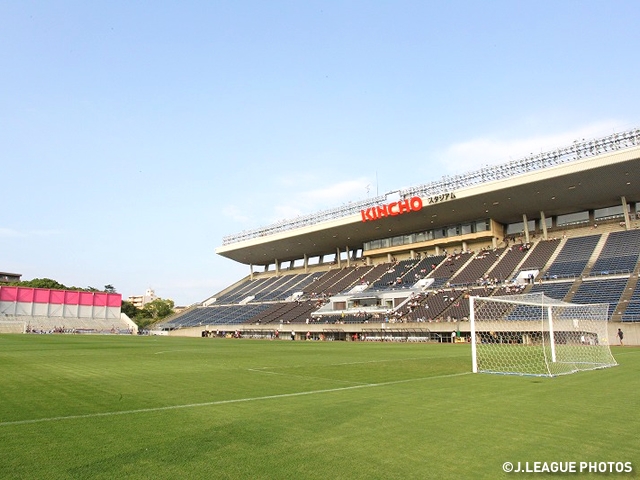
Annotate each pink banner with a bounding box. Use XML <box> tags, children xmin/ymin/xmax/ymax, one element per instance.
<box><xmin>0</xmin><ymin>286</ymin><xmax>17</xmax><ymax>302</ymax></box>
<box><xmin>17</xmin><ymin>288</ymin><xmax>35</xmax><ymax>303</ymax></box>
<box><xmin>65</xmin><ymin>291</ymin><xmax>79</xmax><ymax>305</ymax></box>
<box><xmin>50</xmin><ymin>290</ymin><xmax>65</xmax><ymax>304</ymax></box>
<box><xmin>93</xmin><ymin>293</ymin><xmax>107</xmax><ymax>307</ymax></box>
<box><xmin>79</xmin><ymin>292</ymin><xmax>94</xmax><ymax>306</ymax></box>
<box><xmin>33</xmin><ymin>289</ymin><xmax>51</xmax><ymax>303</ymax></box>
<box><xmin>0</xmin><ymin>286</ymin><xmax>121</xmax><ymax>308</ymax></box>
<box><xmin>107</xmin><ymin>294</ymin><xmax>121</xmax><ymax>307</ymax></box>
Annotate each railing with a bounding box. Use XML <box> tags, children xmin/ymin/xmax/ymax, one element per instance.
<box><xmin>222</xmin><ymin>193</ymin><xmax>387</xmax><ymax>245</ymax></box>
<box><xmin>543</xmin><ymin>272</ymin><xmax>582</xmax><ymax>281</ymax></box>
<box><xmin>222</xmin><ymin>127</ymin><xmax>640</xmax><ymax>246</ymax></box>
<box><xmin>588</xmin><ymin>269</ymin><xmax>631</xmax><ymax>277</ymax></box>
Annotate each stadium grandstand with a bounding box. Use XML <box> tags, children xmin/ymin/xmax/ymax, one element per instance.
<box><xmin>0</xmin><ymin>286</ymin><xmax>137</xmax><ymax>334</ymax></box>
<box><xmin>158</xmin><ymin>127</ymin><xmax>640</xmax><ymax>345</ymax></box>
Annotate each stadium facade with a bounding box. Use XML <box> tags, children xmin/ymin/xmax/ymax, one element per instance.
<box><xmin>0</xmin><ymin>286</ymin><xmax>136</xmax><ymax>334</ymax></box>
<box><xmin>53</xmin><ymin>129</ymin><xmax>640</xmax><ymax>344</ymax></box>
<box><xmin>7</xmin><ymin>129</ymin><xmax>639</xmax><ymax>343</ymax></box>
<box><xmin>164</xmin><ymin>128</ymin><xmax>640</xmax><ymax>346</ymax></box>
<box><xmin>217</xmin><ymin>129</ymin><xmax>640</xmax><ymax>268</ymax></box>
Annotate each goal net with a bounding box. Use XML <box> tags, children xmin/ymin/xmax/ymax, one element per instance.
<box><xmin>470</xmin><ymin>293</ymin><xmax>617</xmax><ymax>377</ymax></box>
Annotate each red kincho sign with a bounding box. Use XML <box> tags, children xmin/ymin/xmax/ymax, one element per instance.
<box><xmin>360</xmin><ymin>196</ymin><xmax>423</xmax><ymax>222</ymax></box>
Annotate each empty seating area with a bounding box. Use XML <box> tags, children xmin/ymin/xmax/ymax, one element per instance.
<box><xmin>528</xmin><ymin>281</ymin><xmax>573</xmax><ymax>301</ymax></box>
<box><xmin>357</xmin><ymin>262</ymin><xmax>396</xmax><ymax>286</ymax></box>
<box><xmin>213</xmin><ymin>273</ymin><xmax>318</xmax><ymax>305</ymax></box>
<box><xmin>433</xmin><ymin>288</ymin><xmax>483</xmax><ymax>322</ymax></box>
<box><xmin>590</xmin><ymin>230</ymin><xmax>640</xmax><ymax>276</ymax></box>
<box><xmin>399</xmin><ymin>289</ymin><xmax>466</xmax><ymax>323</ymax></box>
<box><xmin>252</xmin><ymin>273</ymin><xmax>315</xmax><ymax>301</ymax></box>
<box><xmin>440</xmin><ymin>284</ymin><xmax>527</xmax><ymax>321</ymax></box>
<box><xmin>260</xmin><ymin>301</ymin><xmax>318</xmax><ymax>324</ymax></box>
<box><xmin>622</xmin><ymin>282</ymin><xmax>640</xmax><ymax>322</ymax></box>
<box><xmin>215</xmin><ymin>277</ymin><xmax>271</xmax><ymax>304</ymax></box>
<box><xmin>160</xmin><ymin>226</ymin><xmax>640</xmax><ymax>330</ymax></box>
<box><xmin>305</xmin><ymin>269</ymin><xmax>352</xmax><ymax>296</ymax></box>
<box><xmin>449</xmin><ymin>248</ymin><xmax>505</xmax><ymax>286</ymax></box>
<box><xmin>428</xmin><ymin>252</ymin><xmax>473</xmax><ymax>288</ymax></box>
<box><xmin>570</xmin><ymin>278</ymin><xmax>629</xmax><ymax>319</ymax></box>
<box><xmin>328</xmin><ymin>266</ymin><xmax>376</xmax><ymax>294</ymax></box>
<box><xmin>162</xmin><ymin>303</ymin><xmax>273</xmax><ymax>328</ymax></box>
<box><xmin>420</xmin><ymin>254</ymin><xmax>448</xmax><ymax>275</ymax></box>
<box><xmin>371</xmin><ymin>259</ymin><xmax>420</xmax><ymax>289</ymax></box>
<box><xmin>487</xmin><ymin>244</ymin><xmax>531</xmax><ymax>283</ymax></box>
<box><xmin>236</xmin><ymin>302</ymin><xmax>298</xmax><ymax>325</ymax></box>
<box><xmin>519</xmin><ymin>238</ymin><xmax>561</xmax><ymax>272</ymax></box>
<box><xmin>544</xmin><ymin>235</ymin><xmax>600</xmax><ymax>279</ymax></box>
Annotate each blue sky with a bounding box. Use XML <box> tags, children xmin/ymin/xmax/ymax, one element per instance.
<box><xmin>2</xmin><ymin>1</ymin><xmax>640</xmax><ymax>306</ymax></box>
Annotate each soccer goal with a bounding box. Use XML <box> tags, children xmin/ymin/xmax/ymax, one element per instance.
<box><xmin>469</xmin><ymin>293</ymin><xmax>617</xmax><ymax>377</ymax></box>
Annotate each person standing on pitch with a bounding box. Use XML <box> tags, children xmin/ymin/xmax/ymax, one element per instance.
<box><xmin>617</xmin><ymin>328</ymin><xmax>624</xmax><ymax>346</ymax></box>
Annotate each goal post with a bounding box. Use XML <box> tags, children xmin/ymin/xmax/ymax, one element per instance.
<box><xmin>470</xmin><ymin>293</ymin><xmax>617</xmax><ymax>377</ymax></box>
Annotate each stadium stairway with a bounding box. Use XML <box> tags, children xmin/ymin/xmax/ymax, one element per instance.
<box><xmin>580</xmin><ymin>233</ymin><xmax>609</xmax><ymax>277</ymax></box>
<box><xmin>483</xmin><ymin>246</ymin><xmax>522</xmax><ymax>283</ymax></box>
<box><xmin>491</xmin><ymin>243</ymin><xmax>535</xmax><ymax>282</ymax></box>
<box><xmin>612</xmin><ymin>260</ymin><xmax>640</xmax><ymax>322</ymax></box>
<box><xmin>519</xmin><ymin>238</ymin><xmax>563</xmax><ymax>279</ymax></box>
<box><xmin>535</xmin><ymin>237</ymin><xmax>566</xmax><ymax>278</ymax></box>
<box><xmin>159</xmin><ymin>224</ymin><xmax>640</xmax><ymax>332</ymax></box>
<box><xmin>563</xmin><ymin>278</ymin><xmax>580</xmax><ymax>303</ymax></box>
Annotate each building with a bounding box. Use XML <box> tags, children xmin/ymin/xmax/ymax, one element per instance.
<box><xmin>128</xmin><ymin>288</ymin><xmax>158</xmax><ymax>309</ymax></box>
<box><xmin>216</xmin><ymin>128</ymin><xmax>640</xmax><ymax>272</ymax></box>
<box><xmin>0</xmin><ymin>272</ymin><xmax>22</xmax><ymax>283</ymax></box>
<box><xmin>0</xmin><ymin>286</ymin><xmax>136</xmax><ymax>334</ymax></box>
<box><xmin>160</xmin><ymin>127</ymin><xmax>640</xmax><ymax>345</ymax></box>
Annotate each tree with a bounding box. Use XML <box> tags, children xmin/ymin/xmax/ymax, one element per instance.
<box><xmin>141</xmin><ymin>298</ymin><xmax>175</xmax><ymax>320</ymax></box>
<box><xmin>126</xmin><ymin>298</ymin><xmax>174</xmax><ymax>331</ymax></box>
<box><xmin>121</xmin><ymin>300</ymin><xmax>139</xmax><ymax>319</ymax></box>
<box><xmin>1</xmin><ymin>278</ymin><xmax>119</xmax><ymax>295</ymax></box>
<box><xmin>10</xmin><ymin>278</ymin><xmax>68</xmax><ymax>290</ymax></box>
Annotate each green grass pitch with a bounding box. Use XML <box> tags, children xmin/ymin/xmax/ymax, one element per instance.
<box><xmin>0</xmin><ymin>335</ymin><xmax>638</xmax><ymax>479</ymax></box>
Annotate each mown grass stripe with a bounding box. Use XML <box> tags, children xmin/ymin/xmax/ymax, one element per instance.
<box><xmin>0</xmin><ymin>371</ymin><xmax>470</xmax><ymax>427</ymax></box>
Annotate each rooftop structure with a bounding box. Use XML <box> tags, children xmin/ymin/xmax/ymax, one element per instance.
<box><xmin>216</xmin><ymin>127</ymin><xmax>640</xmax><ymax>270</ymax></box>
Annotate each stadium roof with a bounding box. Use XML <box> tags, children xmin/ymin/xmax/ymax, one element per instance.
<box><xmin>217</xmin><ymin>129</ymin><xmax>640</xmax><ymax>266</ymax></box>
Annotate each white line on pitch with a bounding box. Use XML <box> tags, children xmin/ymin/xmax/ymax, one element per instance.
<box><xmin>329</xmin><ymin>356</ymin><xmax>427</xmax><ymax>366</ymax></box>
<box><xmin>246</xmin><ymin>368</ymin><xmax>371</xmax><ymax>385</ymax></box>
<box><xmin>250</xmin><ymin>356</ymin><xmax>428</xmax><ymax>370</ymax></box>
<box><xmin>0</xmin><ymin>372</ymin><xmax>471</xmax><ymax>428</ymax></box>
